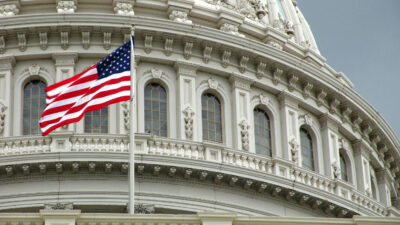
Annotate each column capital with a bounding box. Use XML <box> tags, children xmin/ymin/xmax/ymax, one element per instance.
<box><xmin>0</xmin><ymin>56</ymin><xmax>15</xmax><ymax>71</ymax></box>
<box><xmin>174</xmin><ymin>60</ymin><xmax>198</xmax><ymax>77</ymax></box>
<box><xmin>52</xmin><ymin>53</ymin><xmax>78</xmax><ymax>66</ymax></box>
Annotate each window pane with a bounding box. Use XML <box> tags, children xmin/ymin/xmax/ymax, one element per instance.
<box><xmin>23</xmin><ymin>80</ymin><xmax>46</xmax><ymax>135</ymax></box>
<box><xmin>84</xmin><ymin>107</ymin><xmax>108</xmax><ymax>133</ymax></box>
<box><xmin>202</xmin><ymin>93</ymin><xmax>222</xmax><ymax>143</ymax></box>
<box><xmin>254</xmin><ymin>108</ymin><xmax>271</xmax><ymax>156</ymax></box>
<box><xmin>300</xmin><ymin>128</ymin><xmax>314</xmax><ymax>171</ymax></box>
<box><xmin>144</xmin><ymin>83</ymin><xmax>167</xmax><ymax>137</ymax></box>
<box><xmin>340</xmin><ymin>154</ymin><xmax>348</xmax><ymax>181</ymax></box>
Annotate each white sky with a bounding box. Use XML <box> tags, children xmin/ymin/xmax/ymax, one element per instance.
<box><xmin>299</xmin><ymin>0</ymin><xmax>400</xmax><ymax>139</ymax></box>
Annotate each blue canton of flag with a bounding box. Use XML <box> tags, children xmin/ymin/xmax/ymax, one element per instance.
<box><xmin>97</xmin><ymin>40</ymin><xmax>132</xmax><ymax>79</ymax></box>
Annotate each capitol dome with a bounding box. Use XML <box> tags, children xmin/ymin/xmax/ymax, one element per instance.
<box><xmin>0</xmin><ymin>0</ymin><xmax>400</xmax><ymax>221</ymax></box>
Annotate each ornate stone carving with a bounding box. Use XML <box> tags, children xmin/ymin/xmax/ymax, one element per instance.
<box><xmin>258</xmin><ymin>94</ymin><xmax>271</xmax><ymax>106</ymax></box>
<box><xmin>203</xmin><ymin>45</ymin><xmax>213</xmax><ymax>63</ymax></box>
<box><xmin>341</xmin><ymin>106</ymin><xmax>352</xmax><ymax>123</ymax></box>
<box><xmin>134</xmin><ymin>204</ymin><xmax>155</xmax><ymax>214</ymax></box>
<box><xmin>239</xmin><ymin>120</ymin><xmax>250</xmax><ymax>151</ymax></box>
<box><xmin>244</xmin><ymin>179</ymin><xmax>253</xmax><ymax>189</ymax></box>
<box><xmin>183</xmin><ymin>105</ymin><xmax>194</xmax><ymax>139</ymax></box>
<box><xmin>256</xmin><ymin>61</ymin><xmax>266</xmax><ymax>79</ymax></box>
<box><xmin>184</xmin><ymin>169</ymin><xmax>192</xmax><ymax>179</ymax></box>
<box><xmin>183</xmin><ymin>41</ymin><xmax>193</xmax><ymax>59</ymax></box>
<box><xmin>332</xmin><ymin>160</ymin><xmax>341</xmax><ymax>179</ymax></box>
<box><xmin>219</xmin><ymin>23</ymin><xmax>244</xmax><ymax>37</ymax></box>
<box><xmin>82</xmin><ymin>31</ymin><xmax>90</xmax><ymax>49</ymax></box>
<box><xmin>300</xmin><ymin>114</ymin><xmax>313</xmax><ymax>126</ymax></box>
<box><xmin>208</xmin><ymin>78</ymin><xmax>219</xmax><ymax>90</ymax></box>
<box><xmin>29</xmin><ymin>64</ymin><xmax>40</xmax><ymax>76</ymax></box>
<box><xmin>221</xmin><ymin>50</ymin><xmax>231</xmax><ymax>67</ymax></box>
<box><xmin>56</xmin><ymin>1</ymin><xmax>76</xmax><ymax>13</ymax></box>
<box><xmin>103</xmin><ymin>32</ymin><xmax>112</xmax><ymax>50</ymax></box>
<box><xmin>114</xmin><ymin>2</ymin><xmax>134</xmax><ymax>16</ymax></box>
<box><xmin>164</xmin><ymin>37</ymin><xmax>173</xmax><ymax>56</ymax></box>
<box><xmin>0</xmin><ymin>4</ymin><xmax>19</xmax><ymax>17</ymax></box>
<box><xmin>72</xmin><ymin>162</ymin><xmax>79</xmax><ymax>173</ymax></box>
<box><xmin>122</xmin><ymin>102</ymin><xmax>130</xmax><ymax>130</ymax></box>
<box><xmin>60</xmin><ymin>31</ymin><xmax>69</xmax><ymax>50</ymax></box>
<box><xmin>258</xmin><ymin>183</ymin><xmax>268</xmax><ymax>192</ymax></box>
<box><xmin>169</xmin><ymin>10</ymin><xmax>192</xmax><ymax>24</ymax></box>
<box><xmin>316</xmin><ymin>89</ymin><xmax>327</xmax><ymax>106</ymax></box>
<box><xmin>105</xmin><ymin>162</ymin><xmax>113</xmax><ymax>173</ymax></box>
<box><xmin>302</xmin><ymin>82</ymin><xmax>313</xmax><ymax>99</ymax></box>
<box><xmin>239</xmin><ymin>55</ymin><xmax>249</xmax><ymax>73</ymax></box>
<box><xmin>39</xmin><ymin>32</ymin><xmax>48</xmax><ymax>50</ymax></box>
<box><xmin>351</xmin><ymin>114</ymin><xmax>362</xmax><ymax>131</ymax></box>
<box><xmin>0</xmin><ymin>103</ymin><xmax>6</xmax><ymax>135</ymax></box>
<box><xmin>17</xmin><ymin>33</ymin><xmax>26</xmax><ymax>52</ymax></box>
<box><xmin>229</xmin><ymin>176</ymin><xmax>238</xmax><ymax>186</ymax></box>
<box><xmin>289</xmin><ymin>138</ymin><xmax>299</xmax><ymax>164</ymax></box>
<box><xmin>284</xmin><ymin>20</ymin><xmax>295</xmax><ymax>36</ymax></box>
<box><xmin>329</xmin><ymin>98</ymin><xmax>340</xmax><ymax>114</ymax></box>
<box><xmin>267</xmin><ymin>40</ymin><xmax>283</xmax><ymax>50</ymax></box>
<box><xmin>214</xmin><ymin>174</ymin><xmax>223</xmax><ymax>184</ymax></box>
<box><xmin>287</xmin><ymin>74</ymin><xmax>298</xmax><ymax>92</ymax></box>
<box><xmin>272</xmin><ymin>67</ymin><xmax>283</xmax><ymax>85</ymax></box>
<box><xmin>44</xmin><ymin>203</ymin><xmax>73</xmax><ymax>210</ymax></box>
<box><xmin>0</xmin><ymin>36</ymin><xmax>5</xmax><ymax>54</ymax></box>
<box><xmin>144</xmin><ymin>34</ymin><xmax>153</xmax><ymax>54</ymax></box>
<box><xmin>150</xmin><ymin>67</ymin><xmax>163</xmax><ymax>79</ymax></box>
<box><xmin>39</xmin><ymin>163</ymin><xmax>47</xmax><ymax>174</ymax></box>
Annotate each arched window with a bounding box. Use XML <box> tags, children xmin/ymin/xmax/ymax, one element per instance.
<box><xmin>145</xmin><ymin>83</ymin><xmax>167</xmax><ymax>137</ymax></box>
<box><xmin>300</xmin><ymin>128</ymin><xmax>314</xmax><ymax>171</ymax></box>
<box><xmin>340</xmin><ymin>153</ymin><xmax>348</xmax><ymax>182</ymax></box>
<box><xmin>253</xmin><ymin>108</ymin><xmax>271</xmax><ymax>156</ymax></box>
<box><xmin>23</xmin><ymin>80</ymin><xmax>46</xmax><ymax>135</ymax></box>
<box><xmin>202</xmin><ymin>93</ymin><xmax>222</xmax><ymax>143</ymax></box>
<box><xmin>84</xmin><ymin>107</ymin><xmax>108</xmax><ymax>133</ymax></box>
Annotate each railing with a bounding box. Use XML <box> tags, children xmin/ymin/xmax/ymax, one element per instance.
<box><xmin>0</xmin><ymin>133</ymin><xmax>388</xmax><ymax>215</ymax></box>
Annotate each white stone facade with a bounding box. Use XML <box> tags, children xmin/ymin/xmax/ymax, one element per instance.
<box><xmin>0</xmin><ymin>0</ymin><xmax>399</xmax><ymax>219</ymax></box>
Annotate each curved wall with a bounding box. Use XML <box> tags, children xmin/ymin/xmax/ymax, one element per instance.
<box><xmin>0</xmin><ymin>0</ymin><xmax>399</xmax><ymax>218</ymax></box>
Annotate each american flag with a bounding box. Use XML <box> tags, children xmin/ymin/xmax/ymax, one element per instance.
<box><xmin>40</xmin><ymin>39</ymin><xmax>132</xmax><ymax>136</ymax></box>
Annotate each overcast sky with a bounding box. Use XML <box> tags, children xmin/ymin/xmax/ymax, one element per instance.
<box><xmin>298</xmin><ymin>0</ymin><xmax>400</xmax><ymax>139</ymax></box>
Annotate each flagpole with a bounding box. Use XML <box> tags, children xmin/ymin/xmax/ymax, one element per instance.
<box><xmin>129</xmin><ymin>24</ymin><xmax>136</xmax><ymax>215</ymax></box>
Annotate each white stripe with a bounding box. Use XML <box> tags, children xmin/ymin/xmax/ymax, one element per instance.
<box><xmin>42</xmin><ymin>71</ymin><xmax>130</xmax><ymax>119</ymax></box>
<box><xmin>46</xmin><ymin>67</ymin><xmax>97</xmax><ymax>98</ymax></box>
<box><xmin>41</xmin><ymin>90</ymin><xmax>130</xmax><ymax>133</ymax></box>
<box><xmin>40</xmin><ymin>79</ymin><xmax>130</xmax><ymax>123</ymax></box>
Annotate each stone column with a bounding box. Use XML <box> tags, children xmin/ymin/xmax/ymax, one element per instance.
<box><xmin>0</xmin><ymin>57</ymin><xmax>15</xmax><ymax>137</ymax></box>
<box><xmin>282</xmin><ymin>0</ymin><xmax>306</xmax><ymax>44</ymax></box>
<box><xmin>376</xmin><ymin>170</ymin><xmax>392</xmax><ymax>207</ymax></box>
<box><xmin>52</xmin><ymin>53</ymin><xmax>78</xmax><ymax>132</ymax></box>
<box><xmin>174</xmin><ymin>61</ymin><xmax>198</xmax><ymax>140</ymax></box>
<box><xmin>230</xmin><ymin>75</ymin><xmax>252</xmax><ymax>151</ymax></box>
<box><xmin>353</xmin><ymin>140</ymin><xmax>371</xmax><ymax>195</ymax></box>
<box><xmin>277</xmin><ymin>91</ymin><xmax>299</xmax><ymax>161</ymax></box>
<box><xmin>319</xmin><ymin>114</ymin><xmax>340</xmax><ymax>179</ymax></box>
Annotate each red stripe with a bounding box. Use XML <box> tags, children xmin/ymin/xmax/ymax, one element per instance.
<box><xmin>42</xmin><ymin>75</ymin><xmax>130</xmax><ymax>117</ymax></box>
<box><xmin>41</xmin><ymin>96</ymin><xmax>130</xmax><ymax>136</ymax></box>
<box><xmin>46</xmin><ymin>65</ymin><xmax>97</xmax><ymax>92</ymax></box>
<box><xmin>46</xmin><ymin>73</ymin><xmax>98</xmax><ymax>103</ymax></box>
<box><xmin>40</xmin><ymin>85</ymin><xmax>130</xmax><ymax>127</ymax></box>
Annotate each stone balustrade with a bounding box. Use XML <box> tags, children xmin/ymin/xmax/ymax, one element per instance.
<box><xmin>0</xmin><ymin>133</ymin><xmax>388</xmax><ymax>215</ymax></box>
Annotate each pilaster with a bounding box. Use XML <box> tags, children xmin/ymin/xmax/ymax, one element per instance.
<box><xmin>353</xmin><ymin>139</ymin><xmax>371</xmax><ymax>195</ymax></box>
<box><xmin>277</xmin><ymin>91</ymin><xmax>299</xmax><ymax>161</ymax></box>
<box><xmin>229</xmin><ymin>74</ymin><xmax>252</xmax><ymax>151</ymax></box>
<box><xmin>319</xmin><ymin>113</ymin><xmax>339</xmax><ymax>179</ymax></box>
<box><xmin>0</xmin><ymin>56</ymin><xmax>15</xmax><ymax>137</ymax></box>
<box><xmin>174</xmin><ymin>61</ymin><xmax>197</xmax><ymax>140</ymax></box>
<box><xmin>376</xmin><ymin>170</ymin><xmax>391</xmax><ymax>207</ymax></box>
<box><xmin>52</xmin><ymin>53</ymin><xmax>78</xmax><ymax>133</ymax></box>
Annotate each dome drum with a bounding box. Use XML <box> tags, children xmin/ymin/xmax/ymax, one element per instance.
<box><xmin>0</xmin><ymin>0</ymin><xmax>399</xmax><ymax>218</ymax></box>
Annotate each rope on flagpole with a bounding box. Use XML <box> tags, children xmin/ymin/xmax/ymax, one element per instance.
<box><xmin>128</xmin><ymin>24</ymin><xmax>136</xmax><ymax>215</ymax></box>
